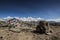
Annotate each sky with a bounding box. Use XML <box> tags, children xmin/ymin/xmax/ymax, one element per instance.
<box><xmin>0</xmin><ymin>0</ymin><xmax>60</xmax><ymax>19</ymax></box>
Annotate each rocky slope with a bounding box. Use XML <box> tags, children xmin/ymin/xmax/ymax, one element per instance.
<box><xmin>0</xmin><ymin>26</ymin><xmax>60</xmax><ymax>40</ymax></box>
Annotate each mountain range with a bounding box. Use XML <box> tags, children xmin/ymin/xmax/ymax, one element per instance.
<box><xmin>0</xmin><ymin>16</ymin><xmax>60</xmax><ymax>26</ymax></box>
<box><xmin>0</xmin><ymin>16</ymin><xmax>60</xmax><ymax>22</ymax></box>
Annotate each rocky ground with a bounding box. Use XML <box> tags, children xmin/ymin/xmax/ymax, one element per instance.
<box><xmin>0</xmin><ymin>26</ymin><xmax>60</xmax><ymax>40</ymax></box>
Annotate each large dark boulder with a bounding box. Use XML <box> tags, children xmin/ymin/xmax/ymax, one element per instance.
<box><xmin>36</xmin><ymin>20</ymin><xmax>53</xmax><ymax>34</ymax></box>
<box><xmin>36</xmin><ymin>20</ymin><xmax>46</xmax><ymax>34</ymax></box>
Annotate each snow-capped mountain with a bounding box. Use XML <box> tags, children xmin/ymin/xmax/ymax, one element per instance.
<box><xmin>0</xmin><ymin>16</ymin><xmax>60</xmax><ymax>26</ymax></box>
<box><xmin>47</xmin><ymin>18</ymin><xmax>60</xmax><ymax>22</ymax></box>
<box><xmin>0</xmin><ymin>16</ymin><xmax>44</xmax><ymax>21</ymax></box>
<box><xmin>0</xmin><ymin>18</ymin><xmax>6</xmax><ymax>21</ymax></box>
<box><xmin>0</xmin><ymin>16</ymin><xmax>60</xmax><ymax>22</ymax></box>
<box><xmin>19</xmin><ymin>17</ymin><xmax>44</xmax><ymax>21</ymax></box>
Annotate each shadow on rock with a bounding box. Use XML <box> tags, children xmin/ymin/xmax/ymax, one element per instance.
<box><xmin>31</xmin><ymin>30</ymin><xmax>45</xmax><ymax>35</ymax></box>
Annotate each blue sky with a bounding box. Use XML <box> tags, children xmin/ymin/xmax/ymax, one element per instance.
<box><xmin>0</xmin><ymin>0</ymin><xmax>60</xmax><ymax>19</ymax></box>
